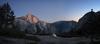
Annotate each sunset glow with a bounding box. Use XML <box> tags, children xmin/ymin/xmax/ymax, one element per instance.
<box><xmin>0</xmin><ymin>0</ymin><xmax>100</xmax><ymax>22</ymax></box>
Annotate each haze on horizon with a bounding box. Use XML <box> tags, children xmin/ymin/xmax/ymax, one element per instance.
<box><xmin>0</xmin><ymin>0</ymin><xmax>100</xmax><ymax>23</ymax></box>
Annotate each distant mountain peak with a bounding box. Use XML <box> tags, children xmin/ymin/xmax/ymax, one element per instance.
<box><xmin>17</xmin><ymin>13</ymin><xmax>39</xmax><ymax>24</ymax></box>
<box><xmin>26</xmin><ymin>11</ymin><xmax>34</xmax><ymax>16</ymax></box>
<box><xmin>27</xmin><ymin>13</ymin><xmax>39</xmax><ymax>24</ymax></box>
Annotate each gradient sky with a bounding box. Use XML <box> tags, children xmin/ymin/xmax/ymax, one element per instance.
<box><xmin>0</xmin><ymin>0</ymin><xmax>100</xmax><ymax>22</ymax></box>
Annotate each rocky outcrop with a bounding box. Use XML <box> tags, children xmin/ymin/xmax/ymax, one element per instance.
<box><xmin>17</xmin><ymin>13</ymin><xmax>39</xmax><ymax>24</ymax></box>
<box><xmin>16</xmin><ymin>14</ymin><xmax>56</xmax><ymax>35</ymax></box>
<box><xmin>77</xmin><ymin>10</ymin><xmax>100</xmax><ymax>36</ymax></box>
<box><xmin>53</xmin><ymin>21</ymin><xmax>77</xmax><ymax>33</ymax></box>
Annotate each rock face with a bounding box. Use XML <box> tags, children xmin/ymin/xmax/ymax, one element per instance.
<box><xmin>26</xmin><ymin>14</ymin><xmax>39</xmax><ymax>24</ymax></box>
<box><xmin>16</xmin><ymin>13</ymin><xmax>40</xmax><ymax>34</ymax></box>
<box><xmin>17</xmin><ymin>13</ymin><xmax>39</xmax><ymax>24</ymax></box>
<box><xmin>53</xmin><ymin>21</ymin><xmax>77</xmax><ymax>33</ymax></box>
<box><xmin>16</xmin><ymin>13</ymin><xmax>56</xmax><ymax>35</ymax></box>
<box><xmin>15</xmin><ymin>19</ymin><xmax>37</xmax><ymax>34</ymax></box>
<box><xmin>52</xmin><ymin>21</ymin><xmax>78</xmax><ymax>37</ymax></box>
<box><xmin>16</xmin><ymin>13</ymin><xmax>39</xmax><ymax>34</ymax></box>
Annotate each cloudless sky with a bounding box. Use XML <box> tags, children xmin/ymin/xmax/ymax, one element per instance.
<box><xmin>0</xmin><ymin>0</ymin><xmax>100</xmax><ymax>22</ymax></box>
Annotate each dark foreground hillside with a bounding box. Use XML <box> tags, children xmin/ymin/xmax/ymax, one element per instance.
<box><xmin>0</xmin><ymin>35</ymin><xmax>91</xmax><ymax>44</ymax></box>
<box><xmin>0</xmin><ymin>34</ymin><xmax>100</xmax><ymax>44</ymax></box>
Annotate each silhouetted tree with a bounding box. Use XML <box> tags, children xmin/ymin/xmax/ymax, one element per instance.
<box><xmin>0</xmin><ymin>3</ymin><xmax>15</xmax><ymax>30</ymax></box>
<box><xmin>0</xmin><ymin>3</ymin><xmax>26</xmax><ymax>38</ymax></box>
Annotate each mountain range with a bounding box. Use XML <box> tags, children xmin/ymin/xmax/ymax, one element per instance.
<box><xmin>15</xmin><ymin>9</ymin><xmax>100</xmax><ymax>37</ymax></box>
<box><xmin>15</xmin><ymin>13</ymin><xmax>78</xmax><ymax>36</ymax></box>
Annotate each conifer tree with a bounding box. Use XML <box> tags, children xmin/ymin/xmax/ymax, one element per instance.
<box><xmin>0</xmin><ymin>3</ymin><xmax>15</xmax><ymax>29</ymax></box>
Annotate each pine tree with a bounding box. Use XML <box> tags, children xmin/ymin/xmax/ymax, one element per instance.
<box><xmin>0</xmin><ymin>3</ymin><xmax>15</xmax><ymax>29</ymax></box>
<box><xmin>0</xmin><ymin>3</ymin><xmax>25</xmax><ymax>38</ymax></box>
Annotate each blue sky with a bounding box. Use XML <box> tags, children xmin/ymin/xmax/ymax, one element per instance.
<box><xmin>0</xmin><ymin>0</ymin><xmax>100</xmax><ymax>22</ymax></box>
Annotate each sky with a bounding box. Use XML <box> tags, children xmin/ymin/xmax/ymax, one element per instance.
<box><xmin>0</xmin><ymin>0</ymin><xmax>100</xmax><ymax>23</ymax></box>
